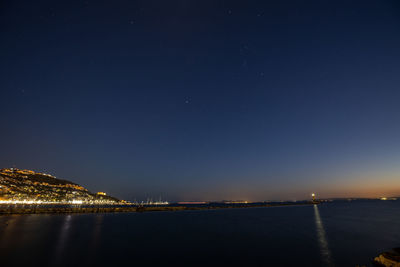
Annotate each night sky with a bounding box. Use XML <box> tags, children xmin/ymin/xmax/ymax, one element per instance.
<box><xmin>1</xmin><ymin>1</ymin><xmax>400</xmax><ymax>201</ymax></box>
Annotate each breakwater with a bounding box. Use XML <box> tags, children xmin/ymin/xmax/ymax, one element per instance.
<box><xmin>0</xmin><ymin>202</ymin><xmax>317</xmax><ymax>215</ymax></box>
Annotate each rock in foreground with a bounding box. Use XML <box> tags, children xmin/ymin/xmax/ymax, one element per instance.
<box><xmin>374</xmin><ymin>248</ymin><xmax>400</xmax><ymax>267</ymax></box>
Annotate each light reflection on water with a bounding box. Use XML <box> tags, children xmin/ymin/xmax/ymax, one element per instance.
<box><xmin>1</xmin><ymin>201</ymin><xmax>399</xmax><ymax>266</ymax></box>
<box><xmin>51</xmin><ymin>214</ymin><xmax>104</xmax><ymax>266</ymax></box>
<box><xmin>0</xmin><ymin>216</ymin><xmax>21</xmax><ymax>250</ymax></box>
<box><xmin>52</xmin><ymin>215</ymin><xmax>73</xmax><ymax>265</ymax></box>
<box><xmin>314</xmin><ymin>204</ymin><xmax>334</xmax><ymax>266</ymax></box>
<box><xmin>87</xmin><ymin>215</ymin><xmax>104</xmax><ymax>264</ymax></box>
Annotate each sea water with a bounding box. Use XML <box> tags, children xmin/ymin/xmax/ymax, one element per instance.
<box><xmin>0</xmin><ymin>200</ymin><xmax>399</xmax><ymax>266</ymax></box>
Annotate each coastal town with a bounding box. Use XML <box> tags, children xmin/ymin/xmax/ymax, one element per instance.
<box><xmin>0</xmin><ymin>168</ymin><xmax>121</xmax><ymax>204</ymax></box>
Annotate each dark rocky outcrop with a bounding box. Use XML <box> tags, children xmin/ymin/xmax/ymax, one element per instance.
<box><xmin>373</xmin><ymin>248</ymin><xmax>400</xmax><ymax>267</ymax></box>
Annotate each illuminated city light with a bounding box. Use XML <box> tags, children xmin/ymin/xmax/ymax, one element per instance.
<box><xmin>177</xmin><ymin>202</ymin><xmax>207</xmax><ymax>205</ymax></box>
<box><xmin>224</xmin><ymin>201</ymin><xmax>249</xmax><ymax>204</ymax></box>
<box><xmin>312</xmin><ymin>193</ymin><xmax>317</xmax><ymax>202</ymax></box>
<box><xmin>0</xmin><ymin>199</ymin><xmax>122</xmax><ymax>205</ymax></box>
<box><xmin>0</xmin><ymin>168</ymin><xmax>125</xmax><ymax>205</ymax></box>
<box><xmin>135</xmin><ymin>200</ymin><xmax>169</xmax><ymax>205</ymax></box>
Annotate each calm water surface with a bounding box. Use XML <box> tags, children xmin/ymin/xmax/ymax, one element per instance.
<box><xmin>0</xmin><ymin>200</ymin><xmax>399</xmax><ymax>267</ymax></box>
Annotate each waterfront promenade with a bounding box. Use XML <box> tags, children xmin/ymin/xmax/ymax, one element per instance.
<box><xmin>0</xmin><ymin>202</ymin><xmax>316</xmax><ymax>215</ymax></box>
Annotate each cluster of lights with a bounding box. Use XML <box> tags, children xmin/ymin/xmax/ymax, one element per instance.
<box><xmin>0</xmin><ymin>200</ymin><xmax>47</xmax><ymax>205</ymax></box>
<box><xmin>133</xmin><ymin>200</ymin><xmax>169</xmax><ymax>206</ymax></box>
<box><xmin>380</xmin><ymin>197</ymin><xmax>397</xmax><ymax>201</ymax></box>
<box><xmin>223</xmin><ymin>201</ymin><xmax>249</xmax><ymax>204</ymax></box>
<box><xmin>0</xmin><ymin>199</ymin><xmax>119</xmax><ymax>205</ymax></box>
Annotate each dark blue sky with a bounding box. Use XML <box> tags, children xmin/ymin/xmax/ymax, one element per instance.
<box><xmin>1</xmin><ymin>0</ymin><xmax>400</xmax><ymax>201</ymax></box>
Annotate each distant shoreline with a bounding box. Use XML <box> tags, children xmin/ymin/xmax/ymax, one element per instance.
<box><xmin>0</xmin><ymin>202</ymin><xmax>317</xmax><ymax>215</ymax></box>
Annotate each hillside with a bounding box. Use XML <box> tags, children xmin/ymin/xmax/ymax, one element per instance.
<box><xmin>0</xmin><ymin>168</ymin><xmax>121</xmax><ymax>204</ymax></box>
